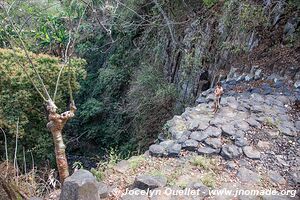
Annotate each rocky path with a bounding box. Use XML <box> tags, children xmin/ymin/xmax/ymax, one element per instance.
<box><xmin>59</xmin><ymin>73</ymin><xmax>300</xmax><ymax>200</ymax></box>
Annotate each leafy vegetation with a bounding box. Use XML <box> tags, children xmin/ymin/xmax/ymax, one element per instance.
<box><xmin>0</xmin><ymin>48</ymin><xmax>86</xmax><ymax>165</ymax></box>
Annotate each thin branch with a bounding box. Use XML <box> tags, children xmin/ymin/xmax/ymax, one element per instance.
<box><xmin>0</xmin><ymin>127</ymin><xmax>8</xmax><ymax>178</ymax></box>
<box><xmin>4</xmin><ymin>5</ymin><xmax>51</xmax><ymax>101</ymax></box>
<box><xmin>23</xmin><ymin>147</ymin><xmax>27</xmax><ymax>174</ymax></box>
<box><xmin>53</xmin><ymin>5</ymin><xmax>87</xmax><ymax>102</ymax></box>
<box><xmin>153</xmin><ymin>0</ymin><xmax>177</xmax><ymax>47</ymax></box>
<box><xmin>14</xmin><ymin>118</ymin><xmax>19</xmax><ymax>185</ymax></box>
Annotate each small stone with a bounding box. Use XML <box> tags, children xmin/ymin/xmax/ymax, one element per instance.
<box><xmin>187</xmin><ymin>182</ymin><xmax>209</xmax><ymax>198</ymax></box>
<box><xmin>257</xmin><ymin>141</ymin><xmax>271</xmax><ymax>150</ymax></box>
<box><xmin>243</xmin><ymin>146</ymin><xmax>261</xmax><ymax>160</ymax></box>
<box><xmin>295</xmin><ymin>121</ymin><xmax>300</xmax><ymax>130</ymax></box>
<box><xmin>294</xmin><ymin>80</ymin><xmax>300</xmax><ymax>89</ymax></box>
<box><xmin>178</xmin><ymin>134</ymin><xmax>189</xmax><ymax>144</ymax></box>
<box><xmin>221</xmin><ymin>145</ymin><xmax>242</xmax><ymax>160</ymax></box>
<box><xmin>234</xmin><ymin>121</ymin><xmax>250</xmax><ymax>132</ymax></box>
<box><xmin>198</xmin><ymin>146</ymin><xmax>221</xmax><ymax>155</ymax></box>
<box><xmin>159</xmin><ymin>140</ymin><xmax>175</xmax><ymax>149</ymax></box>
<box><xmin>269</xmin><ymin>171</ymin><xmax>286</xmax><ymax>185</ymax></box>
<box><xmin>226</xmin><ymin>161</ymin><xmax>237</xmax><ymax>170</ymax></box>
<box><xmin>190</xmin><ymin>131</ymin><xmax>209</xmax><ymax>142</ymax></box>
<box><xmin>236</xmin><ymin>74</ymin><xmax>246</xmax><ymax>82</ymax></box>
<box><xmin>250</xmin><ymin>104</ymin><xmax>264</xmax><ymax>113</ymax></box>
<box><xmin>278</xmin><ymin>124</ymin><xmax>297</xmax><ymax>137</ymax></box>
<box><xmin>221</xmin><ymin>124</ymin><xmax>236</xmax><ymax>137</ymax></box>
<box><xmin>237</xmin><ymin>167</ymin><xmax>260</xmax><ymax>184</ymax></box>
<box><xmin>290</xmin><ymin>171</ymin><xmax>300</xmax><ymax>184</ymax></box>
<box><xmin>235</xmin><ymin>137</ymin><xmax>248</xmax><ymax>147</ymax></box>
<box><xmin>149</xmin><ymin>144</ymin><xmax>165</xmax><ymax>157</ymax></box>
<box><xmin>245</xmin><ymin>74</ymin><xmax>254</xmax><ymax>82</ymax></box>
<box><xmin>246</xmin><ymin>117</ymin><xmax>261</xmax><ymax>128</ymax></box>
<box><xmin>204</xmin><ymin>137</ymin><xmax>222</xmax><ymax>149</ymax></box>
<box><xmin>114</xmin><ymin>160</ymin><xmax>130</xmax><ymax>173</ymax></box>
<box><xmin>203</xmin><ymin>126</ymin><xmax>222</xmax><ymax>137</ymax></box>
<box><xmin>134</xmin><ymin>175</ymin><xmax>167</xmax><ymax>190</ymax></box>
<box><xmin>182</xmin><ymin>139</ymin><xmax>199</xmax><ymax>151</ymax></box>
<box><xmin>254</xmin><ymin>69</ymin><xmax>262</xmax><ymax>80</ymax></box>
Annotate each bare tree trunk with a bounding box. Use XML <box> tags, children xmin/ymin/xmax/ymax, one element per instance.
<box><xmin>46</xmin><ymin>100</ymin><xmax>76</xmax><ymax>183</ymax></box>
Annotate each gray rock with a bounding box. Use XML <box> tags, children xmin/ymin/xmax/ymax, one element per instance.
<box><xmin>278</xmin><ymin>124</ymin><xmax>297</xmax><ymax>137</ymax></box>
<box><xmin>196</xmin><ymin>96</ymin><xmax>208</xmax><ymax>104</ymax></box>
<box><xmin>190</xmin><ymin>131</ymin><xmax>209</xmax><ymax>142</ymax></box>
<box><xmin>257</xmin><ymin>141</ymin><xmax>271</xmax><ymax>150</ymax></box>
<box><xmin>235</xmin><ymin>137</ymin><xmax>248</xmax><ymax>147</ymax></box>
<box><xmin>246</xmin><ymin>117</ymin><xmax>261</xmax><ymax>128</ymax></box>
<box><xmin>198</xmin><ymin>146</ymin><xmax>220</xmax><ymax>155</ymax></box>
<box><xmin>114</xmin><ymin>160</ymin><xmax>130</xmax><ymax>173</ymax></box>
<box><xmin>159</xmin><ymin>140</ymin><xmax>175</xmax><ymax>149</ymax></box>
<box><xmin>254</xmin><ymin>69</ymin><xmax>262</xmax><ymax>80</ymax></box>
<box><xmin>295</xmin><ymin>121</ymin><xmax>300</xmax><ymax>130</ymax></box>
<box><xmin>206</xmin><ymin>93</ymin><xmax>215</xmax><ymax>102</ymax></box>
<box><xmin>234</xmin><ymin>121</ymin><xmax>250</xmax><ymax>132</ymax></box>
<box><xmin>237</xmin><ymin>167</ymin><xmax>260</xmax><ymax>184</ymax></box>
<box><xmin>226</xmin><ymin>161</ymin><xmax>237</xmax><ymax>170</ymax></box>
<box><xmin>149</xmin><ymin>144</ymin><xmax>165</xmax><ymax>157</ymax></box>
<box><xmin>204</xmin><ymin>137</ymin><xmax>222</xmax><ymax>149</ymax></box>
<box><xmin>134</xmin><ymin>175</ymin><xmax>167</xmax><ymax>190</ymax></box>
<box><xmin>167</xmin><ymin>143</ymin><xmax>182</xmax><ymax>157</ymax></box>
<box><xmin>221</xmin><ymin>145</ymin><xmax>242</xmax><ymax>160</ymax></box>
<box><xmin>234</xmin><ymin>130</ymin><xmax>245</xmax><ymax>139</ymax></box>
<box><xmin>290</xmin><ymin>171</ymin><xmax>300</xmax><ymax>184</ymax></box>
<box><xmin>121</xmin><ymin>188</ymin><xmax>149</xmax><ymax>200</ymax></box>
<box><xmin>60</xmin><ymin>169</ymin><xmax>100</xmax><ymax>200</ymax></box>
<box><xmin>245</xmin><ymin>74</ymin><xmax>254</xmax><ymax>82</ymax></box>
<box><xmin>187</xmin><ymin>182</ymin><xmax>209</xmax><ymax>198</ymax></box>
<box><xmin>294</xmin><ymin>80</ymin><xmax>300</xmax><ymax>89</ymax></box>
<box><xmin>188</xmin><ymin>119</ymin><xmax>210</xmax><ymax>131</ymax></box>
<box><xmin>277</xmin><ymin>95</ymin><xmax>290</xmax><ymax>105</ymax></box>
<box><xmin>201</xmin><ymin>88</ymin><xmax>213</xmax><ymax>97</ymax></box>
<box><xmin>98</xmin><ymin>182</ymin><xmax>110</xmax><ymax>198</ymax></box>
<box><xmin>250</xmin><ymin>104</ymin><xmax>264</xmax><ymax>113</ymax></box>
<box><xmin>236</xmin><ymin>74</ymin><xmax>246</xmax><ymax>82</ymax></box>
<box><xmin>178</xmin><ymin>134</ymin><xmax>189</xmax><ymax>144</ymax></box>
<box><xmin>203</xmin><ymin>126</ymin><xmax>222</xmax><ymax>137</ymax></box>
<box><xmin>243</xmin><ymin>146</ymin><xmax>261</xmax><ymax>160</ymax></box>
<box><xmin>182</xmin><ymin>139</ymin><xmax>199</xmax><ymax>151</ymax></box>
<box><xmin>221</xmin><ymin>124</ymin><xmax>236</xmax><ymax>137</ymax></box>
<box><xmin>269</xmin><ymin>171</ymin><xmax>286</xmax><ymax>185</ymax></box>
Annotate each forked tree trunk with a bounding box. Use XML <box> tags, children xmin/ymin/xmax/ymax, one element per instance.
<box><xmin>46</xmin><ymin>100</ymin><xmax>76</xmax><ymax>183</ymax></box>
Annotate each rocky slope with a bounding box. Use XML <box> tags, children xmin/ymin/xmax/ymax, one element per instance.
<box><xmin>56</xmin><ymin>71</ymin><xmax>299</xmax><ymax>200</ymax></box>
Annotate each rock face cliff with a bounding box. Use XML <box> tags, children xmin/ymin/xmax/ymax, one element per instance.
<box><xmin>59</xmin><ymin>71</ymin><xmax>299</xmax><ymax>199</ymax></box>
<box><xmin>135</xmin><ymin>0</ymin><xmax>300</xmax><ymax>105</ymax></box>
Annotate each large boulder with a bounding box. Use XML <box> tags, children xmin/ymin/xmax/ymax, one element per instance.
<box><xmin>60</xmin><ymin>169</ymin><xmax>102</xmax><ymax>200</ymax></box>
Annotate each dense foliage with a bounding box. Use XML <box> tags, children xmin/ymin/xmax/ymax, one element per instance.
<box><xmin>0</xmin><ymin>48</ymin><xmax>86</xmax><ymax>165</ymax></box>
<box><xmin>1</xmin><ymin>0</ymin><xmax>299</xmax><ymax>168</ymax></box>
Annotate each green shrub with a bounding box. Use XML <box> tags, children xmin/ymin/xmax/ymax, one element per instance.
<box><xmin>0</xmin><ymin>48</ymin><xmax>86</xmax><ymax>165</ymax></box>
<box><xmin>203</xmin><ymin>0</ymin><xmax>219</xmax><ymax>8</ymax></box>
